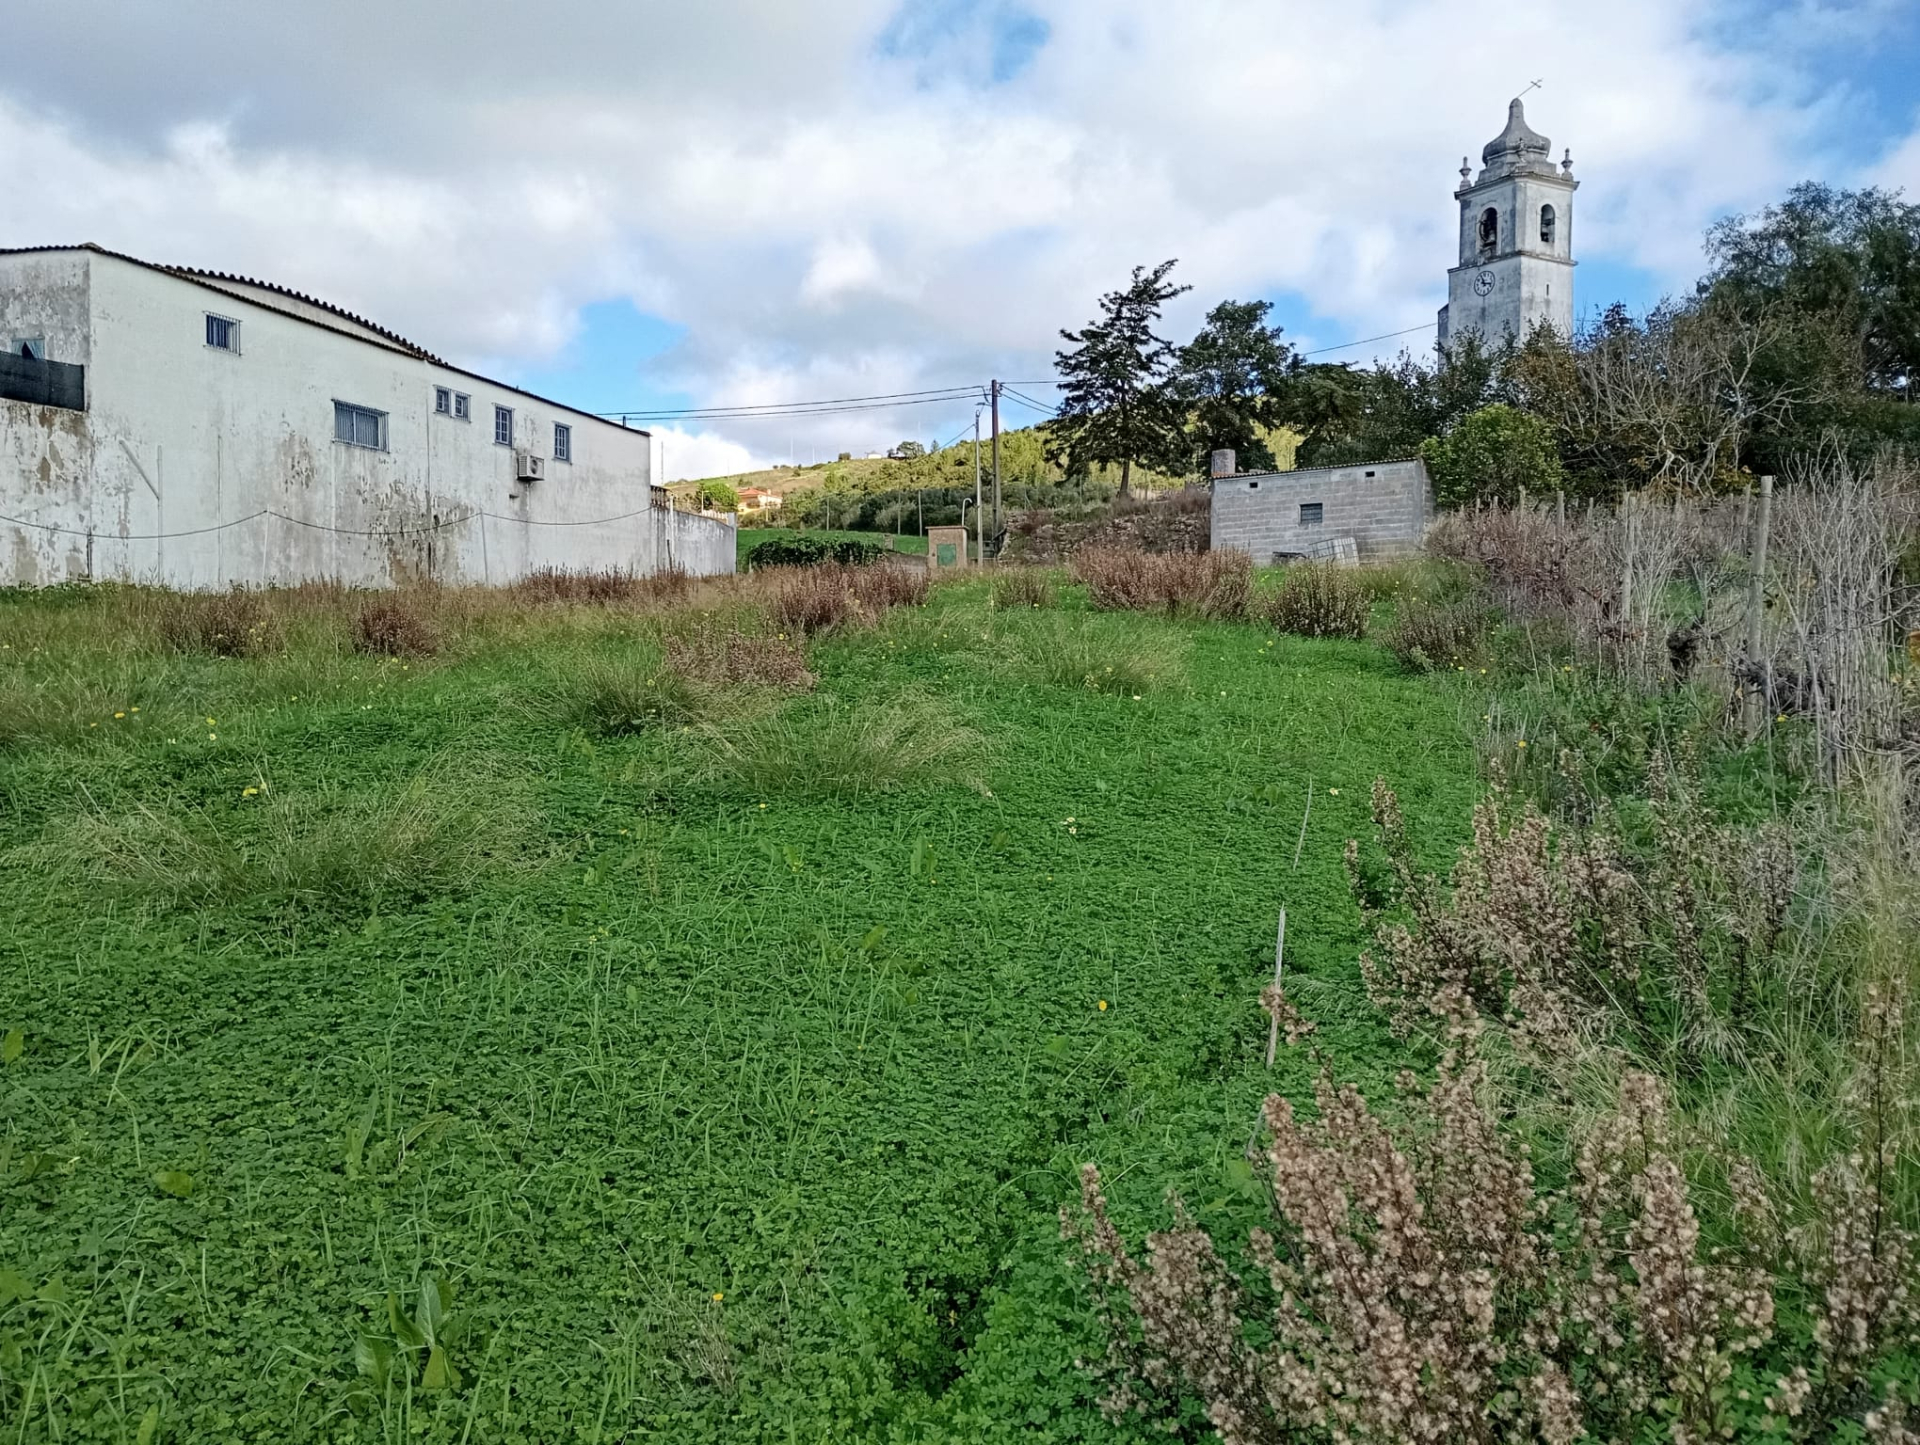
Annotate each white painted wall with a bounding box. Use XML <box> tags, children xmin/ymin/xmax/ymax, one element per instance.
<box><xmin>0</xmin><ymin>249</ymin><xmax>735</xmax><ymax>587</ymax></box>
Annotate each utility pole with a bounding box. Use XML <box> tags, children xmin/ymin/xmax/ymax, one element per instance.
<box><xmin>989</xmin><ymin>380</ymin><xmax>1002</xmax><ymax>552</ymax></box>
<box><xmin>973</xmin><ymin>408</ymin><xmax>984</xmax><ymax>561</ymax></box>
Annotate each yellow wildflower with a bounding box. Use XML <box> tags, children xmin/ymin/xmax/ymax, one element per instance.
<box><xmin>1097</xmin><ymin>1000</ymin><xmax>1108</xmax><ymax>1012</ymax></box>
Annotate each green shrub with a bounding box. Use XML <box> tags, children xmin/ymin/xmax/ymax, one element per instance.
<box><xmin>1258</xmin><ymin>563</ymin><xmax>1369</xmax><ymax>639</ymax></box>
<box><xmin>747</xmin><ymin>536</ymin><xmax>884</xmax><ymax>569</ymax></box>
<box><xmin>1419</xmin><ymin>403</ymin><xmax>1565</xmax><ymax>508</ymax></box>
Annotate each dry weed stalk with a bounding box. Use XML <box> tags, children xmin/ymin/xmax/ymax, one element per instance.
<box><xmin>1350</xmin><ymin>762</ymin><xmax>1799</xmax><ymax>1062</ymax></box>
<box><xmin>1765</xmin><ymin>450</ymin><xmax>1919</xmax><ymax>778</ymax></box>
<box><xmin>1071</xmin><ymin>544</ymin><xmax>1252</xmax><ymax>619</ymax></box>
<box><xmin>1067</xmin><ymin>1056</ymin><xmax>1785</xmax><ymax>1445</ymax></box>
<box><xmin>662</xmin><ymin>626</ymin><xmax>816</xmax><ymax>692</ymax></box>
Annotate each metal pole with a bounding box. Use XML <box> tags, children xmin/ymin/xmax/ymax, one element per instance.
<box><xmin>1742</xmin><ymin>474</ymin><xmax>1774</xmax><ymax>733</ymax></box>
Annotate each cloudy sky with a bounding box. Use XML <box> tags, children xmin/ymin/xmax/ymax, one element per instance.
<box><xmin>9</xmin><ymin>0</ymin><xmax>1919</xmax><ymax>477</ymax></box>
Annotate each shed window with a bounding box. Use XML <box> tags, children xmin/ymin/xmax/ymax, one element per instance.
<box><xmin>553</xmin><ymin>422</ymin><xmax>572</xmax><ymax>463</ymax></box>
<box><xmin>1300</xmin><ymin>502</ymin><xmax>1324</xmax><ymax>527</ymax></box>
<box><xmin>494</xmin><ymin>405</ymin><xmax>513</xmax><ymax>446</ymax></box>
<box><xmin>333</xmin><ymin>401</ymin><xmax>387</xmax><ymax>450</ymax></box>
<box><xmin>1540</xmin><ymin>204</ymin><xmax>1557</xmax><ymax>246</ymax></box>
<box><xmin>205</xmin><ymin>314</ymin><xmax>239</xmax><ymax>352</ymax></box>
<box><xmin>453</xmin><ymin>392</ymin><xmax>470</xmax><ymax>420</ymax></box>
<box><xmin>434</xmin><ymin>387</ymin><xmax>452</xmax><ymax>414</ymax></box>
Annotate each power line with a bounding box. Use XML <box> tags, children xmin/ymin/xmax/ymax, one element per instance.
<box><xmin>1299</xmin><ymin>322</ymin><xmax>1435</xmax><ymax>357</ymax></box>
<box><xmin>1000</xmin><ymin>387</ymin><xmax>1058</xmax><ymax>417</ymax></box>
<box><xmin>595</xmin><ymin>318</ymin><xmax>1438</xmax><ymax>428</ymax></box>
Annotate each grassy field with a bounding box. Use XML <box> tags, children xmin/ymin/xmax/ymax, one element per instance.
<box><xmin>0</xmin><ymin>574</ymin><xmax>1478</xmax><ymax>1442</ymax></box>
<box><xmin>736</xmin><ymin>527</ymin><xmax>930</xmax><ymax>568</ymax></box>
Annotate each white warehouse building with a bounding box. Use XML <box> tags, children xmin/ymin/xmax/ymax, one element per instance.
<box><xmin>0</xmin><ymin>244</ymin><xmax>735</xmax><ymax>588</ymax></box>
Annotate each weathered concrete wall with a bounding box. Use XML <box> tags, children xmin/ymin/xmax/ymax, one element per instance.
<box><xmin>1210</xmin><ymin>459</ymin><xmax>1429</xmax><ymax>560</ymax></box>
<box><xmin>0</xmin><ymin>250</ymin><xmax>736</xmax><ymax>588</ymax></box>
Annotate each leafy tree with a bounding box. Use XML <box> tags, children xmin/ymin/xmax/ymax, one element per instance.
<box><xmin>893</xmin><ymin>440</ymin><xmax>926</xmax><ymax>459</ymax></box>
<box><xmin>1419</xmin><ymin>403</ymin><xmax>1564</xmax><ymax>507</ymax></box>
<box><xmin>695</xmin><ymin>478</ymin><xmax>739</xmax><ymax>512</ymax></box>
<box><xmin>1172</xmin><ymin>299</ymin><xmax>1294</xmax><ymax>474</ymax></box>
<box><xmin>1703</xmin><ymin>183</ymin><xmax>1920</xmax><ymax>396</ymax></box>
<box><xmin>1049</xmin><ymin>260</ymin><xmax>1191</xmax><ymax>496</ymax></box>
<box><xmin>1285</xmin><ymin>333</ymin><xmax>1516</xmax><ymax>468</ymax></box>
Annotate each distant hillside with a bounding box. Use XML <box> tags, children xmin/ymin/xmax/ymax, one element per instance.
<box><xmin>673</xmin><ymin>423</ymin><xmax>1302</xmax><ymax>507</ymax></box>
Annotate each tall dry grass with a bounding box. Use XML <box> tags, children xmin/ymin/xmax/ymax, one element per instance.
<box><xmin>1071</xmin><ymin>545</ymin><xmax>1251</xmax><ymax>619</ymax></box>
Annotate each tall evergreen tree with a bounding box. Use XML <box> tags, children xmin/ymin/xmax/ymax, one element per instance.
<box><xmin>1171</xmin><ymin>299</ymin><xmax>1294</xmax><ymax>474</ymax></box>
<box><xmin>1049</xmin><ymin>260</ymin><xmax>1190</xmax><ymax>496</ymax></box>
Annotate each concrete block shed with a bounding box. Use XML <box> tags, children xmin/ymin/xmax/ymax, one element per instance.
<box><xmin>1209</xmin><ymin>457</ymin><xmax>1431</xmax><ymax>561</ymax></box>
<box><xmin>0</xmin><ymin>244</ymin><xmax>734</xmax><ymax>589</ymax></box>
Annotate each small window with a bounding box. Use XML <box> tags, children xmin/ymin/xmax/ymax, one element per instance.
<box><xmin>1540</xmin><ymin>204</ymin><xmax>1556</xmax><ymax>246</ymax></box>
<box><xmin>494</xmin><ymin>405</ymin><xmax>513</xmax><ymax>446</ymax></box>
<box><xmin>205</xmin><ymin>314</ymin><xmax>239</xmax><ymax>352</ymax></box>
<box><xmin>553</xmin><ymin>422</ymin><xmax>572</xmax><ymax>463</ymax></box>
<box><xmin>1300</xmin><ymin>502</ymin><xmax>1324</xmax><ymax>527</ymax></box>
<box><xmin>333</xmin><ymin>401</ymin><xmax>387</xmax><ymax>450</ymax></box>
<box><xmin>453</xmin><ymin>393</ymin><xmax>470</xmax><ymax>420</ymax></box>
<box><xmin>10</xmin><ymin>337</ymin><xmax>46</xmax><ymax>360</ymax></box>
<box><xmin>1478</xmin><ymin>206</ymin><xmax>1499</xmax><ymax>254</ymax></box>
<box><xmin>435</xmin><ymin>387</ymin><xmax>452</xmax><ymax>414</ymax></box>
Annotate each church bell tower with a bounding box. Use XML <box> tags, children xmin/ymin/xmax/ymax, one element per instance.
<box><xmin>1437</xmin><ymin>98</ymin><xmax>1576</xmax><ymax>349</ymax></box>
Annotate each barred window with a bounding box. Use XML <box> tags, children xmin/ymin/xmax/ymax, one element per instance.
<box><xmin>333</xmin><ymin>401</ymin><xmax>386</xmax><ymax>450</ymax></box>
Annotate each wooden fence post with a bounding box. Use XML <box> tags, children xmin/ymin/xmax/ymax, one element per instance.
<box><xmin>1741</xmin><ymin>474</ymin><xmax>1774</xmax><ymax>733</ymax></box>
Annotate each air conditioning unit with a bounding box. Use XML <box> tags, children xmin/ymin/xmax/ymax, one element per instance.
<box><xmin>515</xmin><ymin>450</ymin><xmax>545</xmax><ymax>482</ymax></box>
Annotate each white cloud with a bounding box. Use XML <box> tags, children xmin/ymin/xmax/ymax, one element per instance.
<box><xmin>5</xmin><ymin>0</ymin><xmax>1914</xmax><ymax>461</ymax></box>
<box><xmin>651</xmin><ymin>426</ymin><xmax>765</xmax><ymax>483</ymax></box>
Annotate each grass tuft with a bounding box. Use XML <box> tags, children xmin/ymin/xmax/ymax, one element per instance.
<box><xmin>157</xmin><ymin>587</ymin><xmax>285</xmax><ymax>657</ymax></box>
<box><xmin>699</xmin><ymin>689</ymin><xmax>985</xmax><ymax>796</ymax></box>
<box><xmin>56</xmin><ymin>759</ymin><xmax>528</xmax><ymax>909</ymax></box>
<box><xmin>991</xmin><ymin>569</ymin><xmax>1056</xmax><ymax>611</ymax></box>
<box><xmin>1017</xmin><ymin>613</ymin><xmax>1185</xmax><ymax>695</ymax></box>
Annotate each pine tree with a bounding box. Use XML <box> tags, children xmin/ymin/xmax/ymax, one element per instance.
<box><xmin>1049</xmin><ymin>260</ymin><xmax>1190</xmax><ymax>496</ymax></box>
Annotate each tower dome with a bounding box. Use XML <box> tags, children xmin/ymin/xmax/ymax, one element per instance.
<box><xmin>1480</xmin><ymin>98</ymin><xmax>1556</xmax><ymax>178</ymax></box>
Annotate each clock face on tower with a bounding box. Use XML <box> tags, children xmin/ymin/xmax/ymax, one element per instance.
<box><xmin>1474</xmin><ymin>270</ymin><xmax>1497</xmax><ymax>297</ymax></box>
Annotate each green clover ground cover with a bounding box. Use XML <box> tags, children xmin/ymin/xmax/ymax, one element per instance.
<box><xmin>0</xmin><ymin>580</ymin><xmax>1477</xmax><ymax>1443</ymax></box>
